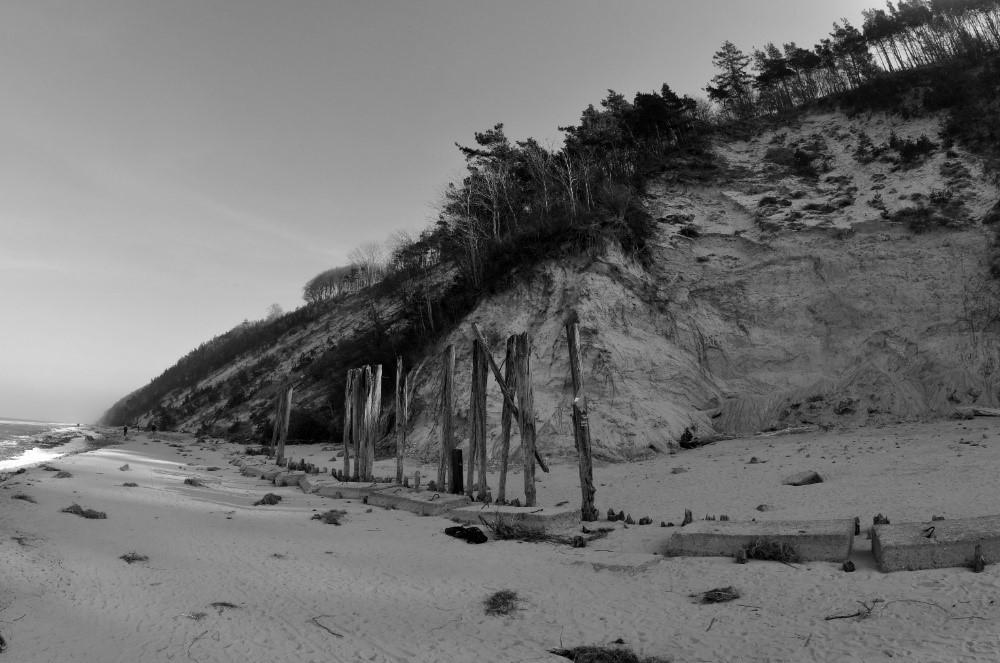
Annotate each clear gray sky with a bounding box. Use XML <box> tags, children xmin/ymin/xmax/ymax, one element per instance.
<box><xmin>0</xmin><ymin>0</ymin><xmax>873</xmax><ymax>422</ymax></box>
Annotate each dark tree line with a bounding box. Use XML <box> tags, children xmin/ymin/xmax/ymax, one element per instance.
<box><xmin>709</xmin><ymin>0</ymin><xmax>1000</xmax><ymax>119</ymax></box>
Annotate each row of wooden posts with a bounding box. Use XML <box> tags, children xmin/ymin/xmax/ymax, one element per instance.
<box><xmin>264</xmin><ymin>322</ymin><xmax>598</xmax><ymax>520</ymax></box>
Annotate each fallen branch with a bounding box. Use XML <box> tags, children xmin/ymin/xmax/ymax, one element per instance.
<box><xmin>310</xmin><ymin>615</ymin><xmax>344</xmax><ymax>638</ymax></box>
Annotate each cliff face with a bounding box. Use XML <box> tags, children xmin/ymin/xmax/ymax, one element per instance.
<box><xmin>106</xmin><ymin>109</ymin><xmax>1000</xmax><ymax>462</ymax></box>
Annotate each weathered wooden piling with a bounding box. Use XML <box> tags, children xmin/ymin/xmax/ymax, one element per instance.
<box><xmin>496</xmin><ymin>335</ymin><xmax>518</xmax><ymax>504</ymax></box>
<box><xmin>566</xmin><ymin>321</ymin><xmax>598</xmax><ymax>521</ymax></box>
<box><xmin>276</xmin><ymin>384</ymin><xmax>294</xmax><ymax>466</ymax></box>
<box><xmin>438</xmin><ymin>345</ymin><xmax>455</xmax><ymax>492</ymax></box>
<box><xmin>342</xmin><ymin>369</ymin><xmax>355</xmax><ymax>479</ymax></box>
<box><xmin>395</xmin><ymin>356</ymin><xmax>405</xmax><ymax>484</ymax></box>
<box><xmin>467</xmin><ymin>338</ymin><xmax>488</xmax><ymax>499</ymax></box>
<box><xmin>514</xmin><ymin>332</ymin><xmax>537</xmax><ymax>507</ymax></box>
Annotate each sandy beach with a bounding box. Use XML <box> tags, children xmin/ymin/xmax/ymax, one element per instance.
<box><xmin>3</xmin><ymin>421</ymin><xmax>1000</xmax><ymax>663</ymax></box>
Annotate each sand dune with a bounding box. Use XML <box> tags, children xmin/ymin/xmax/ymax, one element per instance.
<box><xmin>2</xmin><ymin>422</ymin><xmax>1000</xmax><ymax>662</ymax></box>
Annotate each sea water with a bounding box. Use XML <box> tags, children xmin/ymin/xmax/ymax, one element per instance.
<box><xmin>0</xmin><ymin>417</ymin><xmax>92</xmax><ymax>470</ymax></box>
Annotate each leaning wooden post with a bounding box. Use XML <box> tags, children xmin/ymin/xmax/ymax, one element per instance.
<box><xmin>438</xmin><ymin>345</ymin><xmax>455</xmax><ymax>491</ymax></box>
<box><xmin>342</xmin><ymin>369</ymin><xmax>355</xmax><ymax>480</ymax></box>
<box><xmin>276</xmin><ymin>384</ymin><xmax>294</xmax><ymax>466</ymax></box>
<box><xmin>467</xmin><ymin>339</ymin><xmax>488</xmax><ymax>499</ymax></box>
<box><xmin>566</xmin><ymin>322</ymin><xmax>598</xmax><ymax>521</ymax></box>
<box><xmin>496</xmin><ymin>335</ymin><xmax>518</xmax><ymax>504</ymax></box>
<box><xmin>365</xmin><ymin>364</ymin><xmax>382</xmax><ymax>481</ymax></box>
<box><xmin>471</xmin><ymin>323</ymin><xmax>549</xmax><ymax>474</ymax></box>
<box><xmin>395</xmin><ymin>356</ymin><xmax>405</xmax><ymax>484</ymax></box>
<box><xmin>515</xmin><ymin>333</ymin><xmax>537</xmax><ymax>507</ymax></box>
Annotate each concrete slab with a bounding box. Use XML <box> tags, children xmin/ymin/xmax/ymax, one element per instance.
<box><xmin>273</xmin><ymin>471</ymin><xmax>307</xmax><ymax>487</ymax></box>
<box><xmin>367</xmin><ymin>488</ymin><xmax>472</xmax><ymax>516</ymax></box>
<box><xmin>663</xmin><ymin>518</ymin><xmax>855</xmax><ymax>562</ymax></box>
<box><xmin>298</xmin><ymin>477</ymin><xmax>392</xmax><ymax>500</ymax></box>
<box><xmin>451</xmin><ymin>504</ymin><xmax>581</xmax><ymax>532</ymax></box>
<box><xmin>872</xmin><ymin>515</ymin><xmax>1000</xmax><ymax>572</ymax></box>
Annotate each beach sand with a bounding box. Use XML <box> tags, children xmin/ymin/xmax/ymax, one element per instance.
<box><xmin>2</xmin><ymin>420</ymin><xmax>1000</xmax><ymax>662</ymax></box>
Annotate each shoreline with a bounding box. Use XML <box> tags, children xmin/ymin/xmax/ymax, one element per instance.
<box><xmin>0</xmin><ymin>426</ymin><xmax>112</xmax><ymax>472</ymax></box>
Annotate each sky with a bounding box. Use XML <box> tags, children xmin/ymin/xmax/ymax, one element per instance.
<box><xmin>0</xmin><ymin>0</ymin><xmax>875</xmax><ymax>423</ymax></box>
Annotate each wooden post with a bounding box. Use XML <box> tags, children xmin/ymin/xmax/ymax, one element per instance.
<box><xmin>515</xmin><ymin>333</ymin><xmax>537</xmax><ymax>507</ymax></box>
<box><xmin>475</xmin><ymin>341</ymin><xmax>489</xmax><ymax>501</ymax></box>
<box><xmin>268</xmin><ymin>391</ymin><xmax>282</xmax><ymax>458</ymax></box>
<box><xmin>364</xmin><ymin>364</ymin><xmax>382</xmax><ymax>482</ymax></box>
<box><xmin>496</xmin><ymin>335</ymin><xmax>518</xmax><ymax>504</ymax></box>
<box><xmin>470</xmin><ymin>323</ymin><xmax>548</xmax><ymax>474</ymax></box>
<box><xmin>342</xmin><ymin>369</ymin><xmax>354</xmax><ymax>480</ymax></box>
<box><xmin>276</xmin><ymin>385</ymin><xmax>294</xmax><ymax>466</ymax></box>
<box><xmin>438</xmin><ymin>345</ymin><xmax>455</xmax><ymax>492</ymax></box>
<box><xmin>395</xmin><ymin>356</ymin><xmax>405</xmax><ymax>484</ymax></box>
<box><xmin>451</xmin><ymin>448</ymin><xmax>464</xmax><ymax>495</ymax></box>
<box><xmin>467</xmin><ymin>339</ymin><xmax>487</xmax><ymax>499</ymax></box>
<box><xmin>352</xmin><ymin>367</ymin><xmax>366</xmax><ymax>480</ymax></box>
<box><xmin>566</xmin><ymin>322</ymin><xmax>598</xmax><ymax>521</ymax></box>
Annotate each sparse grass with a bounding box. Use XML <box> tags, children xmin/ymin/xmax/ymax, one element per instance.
<box><xmin>483</xmin><ymin>589</ymin><xmax>520</xmax><ymax>616</ymax></box>
<box><xmin>479</xmin><ymin>515</ymin><xmax>548</xmax><ymax>541</ymax></box>
<box><xmin>119</xmin><ymin>551</ymin><xmax>148</xmax><ymax>564</ymax></box>
<box><xmin>479</xmin><ymin>514</ymin><xmax>613</xmax><ymax>547</ymax></box>
<box><xmin>743</xmin><ymin>538</ymin><xmax>800</xmax><ymax>563</ymax></box>
<box><xmin>122</xmin><ymin>482</ymin><xmax>139</xmax><ymax>487</ymax></box>
<box><xmin>254</xmin><ymin>493</ymin><xmax>282</xmax><ymax>506</ymax></box>
<box><xmin>312</xmin><ymin>509</ymin><xmax>346</xmax><ymax>525</ymax></box>
<box><xmin>54</xmin><ymin>471</ymin><xmax>73</xmax><ymax>479</ymax></box>
<box><xmin>550</xmin><ymin>645</ymin><xmax>672</xmax><ymax>662</ymax></box>
<box><xmin>11</xmin><ymin>493</ymin><xmax>36</xmax><ymax>503</ymax></box>
<box><xmin>183</xmin><ymin>477</ymin><xmax>204</xmax><ymax>486</ymax></box>
<box><xmin>61</xmin><ymin>503</ymin><xmax>107</xmax><ymax>519</ymax></box>
<box><xmin>694</xmin><ymin>586</ymin><xmax>740</xmax><ymax>604</ymax></box>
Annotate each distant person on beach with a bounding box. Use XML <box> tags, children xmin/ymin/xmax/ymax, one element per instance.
<box><xmin>123</xmin><ymin>426</ymin><xmax>128</xmax><ymax>439</ymax></box>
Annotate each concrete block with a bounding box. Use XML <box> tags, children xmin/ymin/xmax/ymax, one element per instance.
<box><xmin>873</xmin><ymin>515</ymin><xmax>1000</xmax><ymax>572</ymax></box>
<box><xmin>451</xmin><ymin>504</ymin><xmax>581</xmax><ymax>532</ymax></box>
<box><xmin>301</xmin><ymin>478</ymin><xmax>391</xmax><ymax>500</ymax></box>
<box><xmin>664</xmin><ymin>518</ymin><xmax>855</xmax><ymax>562</ymax></box>
<box><xmin>367</xmin><ymin>488</ymin><xmax>471</xmax><ymax>516</ymax></box>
